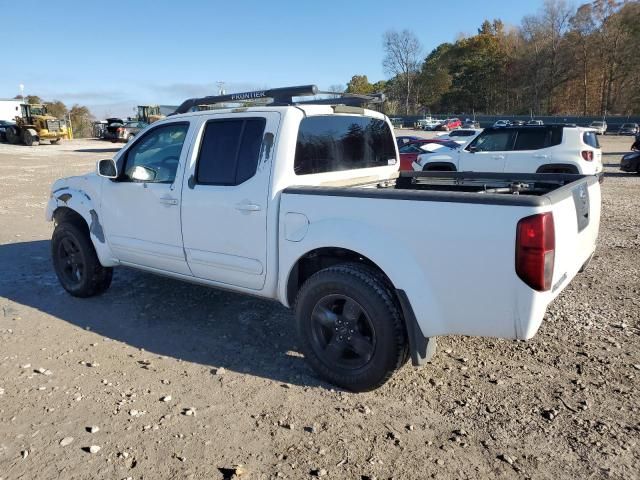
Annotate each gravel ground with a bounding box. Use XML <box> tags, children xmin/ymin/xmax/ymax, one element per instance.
<box><xmin>0</xmin><ymin>135</ymin><xmax>638</xmax><ymax>480</ymax></box>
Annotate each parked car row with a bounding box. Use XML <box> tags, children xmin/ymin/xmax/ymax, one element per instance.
<box><xmin>586</xmin><ymin>120</ymin><xmax>639</xmax><ymax>135</ymax></box>
<box><xmin>416</xmin><ymin>117</ymin><xmax>466</xmax><ymax>131</ymax></box>
<box><xmin>410</xmin><ymin>117</ymin><xmax>636</xmax><ymax>135</ymax></box>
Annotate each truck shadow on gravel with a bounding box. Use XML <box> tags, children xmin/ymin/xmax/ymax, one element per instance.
<box><xmin>0</xmin><ymin>240</ymin><xmax>325</xmax><ymax>389</ymax></box>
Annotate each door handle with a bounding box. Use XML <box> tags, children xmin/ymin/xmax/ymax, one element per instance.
<box><xmin>159</xmin><ymin>197</ymin><xmax>179</xmax><ymax>206</ymax></box>
<box><xmin>534</xmin><ymin>154</ymin><xmax>549</xmax><ymax>159</ymax></box>
<box><xmin>492</xmin><ymin>155</ymin><xmax>505</xmax><ymax>160</ymax></box>
<box><xmin>235</xmin><ymin>202</ymin><xmax>261</xmax><ymax>212</ymax></box>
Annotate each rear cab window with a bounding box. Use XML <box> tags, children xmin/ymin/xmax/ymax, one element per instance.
<box><xmin>294</xmin><ymin>115</ymin><xmax>396</xmax><ymax>175</ymax></box>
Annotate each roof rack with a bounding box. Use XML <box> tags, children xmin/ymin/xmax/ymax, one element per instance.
<box><xmin>171</xmin><ymin>84</ymin><xmax>384</xmax><ymax>115</ymax></box>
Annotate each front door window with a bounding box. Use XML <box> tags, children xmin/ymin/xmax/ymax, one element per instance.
<box><xmin>121</xmin><ymin>123</ymin><xmax>188</xmax><ymax>183</ymax></box>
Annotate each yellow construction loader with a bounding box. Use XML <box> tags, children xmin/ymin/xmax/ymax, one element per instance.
<box><xmin>5</xmin><ymin>104</ymin><xmax>70</xmax><ymax>146</ymax></box>
<box><xmin>136</xmin><ymin>105</ymin><xmax>165</xmax><ymax>124</ymax></box>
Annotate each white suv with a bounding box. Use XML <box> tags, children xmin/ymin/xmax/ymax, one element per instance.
<box><xmin>414</xmin><ymin>125</ymin><xmax>603</xmax><ymax>175</ymax></box>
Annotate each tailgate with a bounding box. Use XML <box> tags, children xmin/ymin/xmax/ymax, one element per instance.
<box><xmin>547</xmin><ymin>175</ymin><xmax>601</xmax><ymax>297</ymax></box>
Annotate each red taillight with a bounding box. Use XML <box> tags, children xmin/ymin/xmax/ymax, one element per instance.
<box><xmin>516</xmin><ymin>212</ymin><xmax>555</xmax><ymax>291</ymax></box>
<box><xmin>581</xmin><ymin>150</ymin><xmax>593</xmax><ymax>161</ymax></box>
<box><xmin>117</xmin><ymin>127</ymin><xmax>123</xmax><ymax>132</ymax></box>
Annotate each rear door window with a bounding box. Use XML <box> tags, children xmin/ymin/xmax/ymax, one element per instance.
<box><xmin>196</xmin><ymin>118</ymin><xmax>266</xmax><ymax>185</ymax></box>
<box><xmin>583</xmin><ymin>131</ymin><xmax>600</xmax><ymax>149</ymax></box>
<box><xmin>512</xmin><ymin>127</ymin><xmax>564</xmax><ymax>151</ymax></box>
<box><xmin>294</xmin><ymin>115</ymin><xmax>396</xmax><ymax>175</ymax></box>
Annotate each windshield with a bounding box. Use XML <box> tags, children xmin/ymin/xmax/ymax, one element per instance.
<box><xmin>591</xmin><ymin>121</ymin><xmax>604</xmax><ymax>126</ymax></box>
<box><xmin>622</xmin><ymin>123</ymin><xmax>635</xmax><ymax>128</ymax></box>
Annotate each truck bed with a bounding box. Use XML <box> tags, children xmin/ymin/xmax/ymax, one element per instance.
<box><xmin>280</xmin><ymin>171</ymin><xmax>601</xmax><ymax>341</ymax></box>
<box><xmin>284</xmin><ymin>171</ymin><xmax>599</xmax><ymax>207</ymax></box>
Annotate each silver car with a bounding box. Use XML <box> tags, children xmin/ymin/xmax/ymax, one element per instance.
<box><xmin>589</xmin><ymin>121</ymin><xmax>607</xmax><ymax>135</ymax></box>
<box><xmin>116</xmin><ymin>121</ymin><xmax>149</xmax><ymax>142</ymax></box>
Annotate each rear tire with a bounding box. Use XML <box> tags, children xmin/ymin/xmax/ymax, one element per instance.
<box><xmin>51</xmin><ymin>222</ymin><xmax>113</xmax><ymax>297</ymax></box>
<box><xmin>294</xmin><ymin>263</ymin><xmax>407</xmax><ymax>392</ymax></box>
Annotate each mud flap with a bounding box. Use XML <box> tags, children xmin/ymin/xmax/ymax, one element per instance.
<box><xmin>397</xmin><ymin>289</ymin><xmax>437</xmax><ymax>366</ymax></box>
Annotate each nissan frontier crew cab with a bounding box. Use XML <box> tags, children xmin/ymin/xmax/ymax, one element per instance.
<box><xmin>46</xmin><ymin>86</ymin><xmax>601</xmax><ymax>392</ymax></box>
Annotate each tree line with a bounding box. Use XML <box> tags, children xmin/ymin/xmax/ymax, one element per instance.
<box><xmin>13</xmin><ymin>95</ymin><xmax>95</xmax><ymax>137</ymax></box>
<box><xmin>345</xmin><ymin>0</ymin><xmax>640</xmax><ymax>116</ymax></box>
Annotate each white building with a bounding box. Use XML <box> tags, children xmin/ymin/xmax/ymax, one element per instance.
<box><xmin>0</xmin><ymin>99</ymin><xmax>23</xmax><ymax>122</ymax></box>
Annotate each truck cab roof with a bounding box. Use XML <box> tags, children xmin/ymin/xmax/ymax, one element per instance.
<box><xmin>169</xmin><ymin>104</ymin><xmax>387</xmax><ymax>121</ymax></box>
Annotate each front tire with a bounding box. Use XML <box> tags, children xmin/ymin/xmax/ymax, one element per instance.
<box><xmin>294</xmin><ymin>263</ymin><xmax>407</xmax><ymax>392</ymax></box>
<box><xmin>22</xmin><ymin>129</ymin><xmax>38</xmax><ymax>146</ymax></box>
<box><xmin>51</xmin><ymin>222</ymin><xmax>113</xmax><ymax>297</ymax></box>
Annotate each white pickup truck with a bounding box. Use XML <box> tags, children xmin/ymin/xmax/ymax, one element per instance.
<box><xmin>46</xmin><ymin>86</ymin><xmax>601</xmax><ymax>391</ymax></box>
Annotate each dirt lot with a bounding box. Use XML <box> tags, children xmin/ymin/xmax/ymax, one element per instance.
<box><xmin>0</xmin><ymin>135</ymin><xmax>638</xmax><ymax>480</ymax></box>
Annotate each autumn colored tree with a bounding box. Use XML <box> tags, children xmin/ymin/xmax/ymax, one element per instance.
<box><xmin>375</xmin><ymin>0</ymin><xmax>640</xmax><ymax>115</ymax></box>
<box><xmin>346</xmin><ymin>75</ymin><xmax>375</xmax><ymax>94</ymax></box>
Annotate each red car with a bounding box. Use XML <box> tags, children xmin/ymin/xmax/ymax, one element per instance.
<box><xmin>435</xmin><ymin>118</ymin><xmax>462</xmax><ymax>131</ymax></box>
<box><xmin>398</xmin><ymin>139</ymin><xmax>459</xmax><ymax>171</ymax></box>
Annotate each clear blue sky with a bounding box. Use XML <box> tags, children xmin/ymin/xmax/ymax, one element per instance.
<box><xmin>1</xmin><ymin>0</ymin><xmax>547</xmax><ymax>118</ymax></box>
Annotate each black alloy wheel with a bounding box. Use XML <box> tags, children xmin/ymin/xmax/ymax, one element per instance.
<box><xmin>294</xmin><ymin>263</ymin><xmax>408</xmax><ymax>391</ymax></box>
<box><xmin>310</xmin><ymin>294</ymin><xmax>376</xmax><ymax>371</ymax></box>
<box><xmin>51</xmin><ymin>222</ymin><xmax>113</xmax><ymax>297</ymax></box>
<box><xmin>56</xmin><ymin>236</ymin><xmax>85</xmax><ymax>288</ymax></box>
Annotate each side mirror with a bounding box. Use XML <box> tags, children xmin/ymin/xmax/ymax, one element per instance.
<box><xmin>467</xmin><ymin>146</ymin><xmax>477</xmax><ymax>153</ymax></box>
<box><xmin>97</xmin><ymin>159</ymin><xmax>118</xmax><ymax>178</ymax></box>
